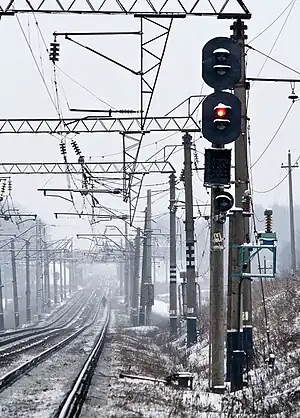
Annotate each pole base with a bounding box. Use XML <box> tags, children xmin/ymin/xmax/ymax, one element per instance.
<box><xmin>170</xmin><ymin>317</ymin><xmax>177</xmax><ymax>336</ymax></box>
<box><xmin>210</xmin><ymin>385</ymin><xmax>226</xmax><ymax>394</ymax></box>
<box><xmin>186</xmin><ymin>317</ymin><xmax>197</xmax><ymax>347</ymax></box>
<box><xmin>230</xmin><ymin>350</ymin><xmax>246</xmax><ymax>392</ymax></box>
<box><xmin>226</xmin><ymin>331</ymin><xmax>239</xmax><ymax>382</ymax></box>
<box><xmin>243</xmin><ymin>326</ymin><xmax>253</xmax><ymax>366</ymax></box>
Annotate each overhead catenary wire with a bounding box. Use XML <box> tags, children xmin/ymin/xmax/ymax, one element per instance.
<box><xmin>248</xmin><ymin>1</ymin><xmax>297</xmax><ymax>44</ymax></box>
<box><xmin>250</xmin><ymin>101</ymin><xmax>295</xmax><ymax>168</ymax></box>
<box><xmin>250</xmin><ymin>0</ymin><xmax>297</xmax><ymax>81</ymax></box>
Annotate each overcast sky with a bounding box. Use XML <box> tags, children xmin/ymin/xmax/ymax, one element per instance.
<box><xmin>0</xmin><ymin>0</ymin><xmax>298</xmax><ymax>255</ymax></box>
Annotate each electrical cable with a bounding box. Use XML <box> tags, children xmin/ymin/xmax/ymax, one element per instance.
<box><xmin>250</xmin><ymin>101</ymin><xmax>294</xmax><ymax>168</ymax></box>
<box><xmin>15</xmin><ymin>15</ymin><xmax>58</xmax><ymax>112</ymax></box>
<box><xmin>247</xmin><ymin>44</ymin><xmax>300</xmax><ymax>77</ymax></box>
<box><xmin>251</xmin><ymin>0</ymin><xmax>297</xmax><ymax>80</ymax></box>
<box><xmin>248</xmin><ymin>1</ymin><xmax>296</xmax><ymax>44</ymax></box>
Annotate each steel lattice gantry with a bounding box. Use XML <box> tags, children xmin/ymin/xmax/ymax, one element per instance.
<box><xmin>0</xmin><ymin>116</ymin><xmax>200</xmax><ymax>134</ymax></box>
<box><xmin>0</xmin><ymin>0</ymin><xmax>251</xmax><ymax>224</ymax></box>
<box><xmin>0</xmin><ymin>161</ymin><xmax>175</xmax><ymax>175</ymax></box>
<box><xmin>0</xmin><ymin>1</ymin><xmax>251</xmax><ymax>17</ymax></box>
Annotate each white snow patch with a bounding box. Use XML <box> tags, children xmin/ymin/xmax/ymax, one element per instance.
<box><xmin>153</xmin><ymin>299</ymin><xmax>169</xmax><ymax>316</ymax></box>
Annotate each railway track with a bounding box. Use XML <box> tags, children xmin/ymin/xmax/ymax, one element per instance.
<box><xmin>0</xmin><ymin>289</ymin><xmax>94</xmax><ymax>351</ymax></box>
<box><xmin>0</xmin><ymin>287</ymin><xmax>106</xmax><ymax>395</ymax></box>
<box><xmin>0</xmin><ymin>289</ymin><xmax>85</xmax><ymax>339</ymax></box>
<box><xmin>54</xmin><ymin>305</ymin><xmax>110</xmax><ymax>418</ymax></box>
<box><xmin>0</xmin><ymin>289</ymin><xmax>98</xmax><ymax>361</ymax></box>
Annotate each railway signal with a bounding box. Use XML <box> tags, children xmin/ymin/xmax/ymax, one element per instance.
<box><xmin>202</xmin><ymin>91</ymin><xmax>241</xmax><ymax>145</ymax></box>
<box><xmin>214</xmin><ymin>189</ymin><xmax>234</xmax><ymax>213</ymax></box>
<box><xmin>202</xmin><ymin>36</ymin><xmax>241</xmax><ymax>91</ymax></box>
<box><xmin>202</xmin><ymin>35</ymin><xmax>242</xmax><ymax>393</ymax></box>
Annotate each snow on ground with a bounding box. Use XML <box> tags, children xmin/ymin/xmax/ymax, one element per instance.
<box><xmin>80</xmin><ymin>302</ymin><xmax>224</xmax><ymax>418</ymax></box>
<box><xmin>0</xmin><ymin>307</ymin><xmax>107</xmax><ymax>418</ymax></box>
<box><xmin>0</xmin><ymin>294</ymin><xmax>93</xmax><ymax>376</ymax></box>
<box><xmin>153</xmin><ymin>299</ymin><xmax>169</xmax><ymax>317</ymax></box>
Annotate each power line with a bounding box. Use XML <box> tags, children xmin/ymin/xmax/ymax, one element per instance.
<box><xmin>247</xmin><ymin>44</ymin><xmax>300</xmax><ymax>76</ymax></box>
<box><xmin>249</xmin><ymin>1</ymin><xmax>296</xmax><ymax>44</ymax></box>
<box><xmin>250</xmin><ymin>101</ymin><xmax>295</xmax><ymax>168</ymax></box>
<box><xmin>253</xmin><ymin>0</ymin><xmax>297</xmax><ymax>80</ymax></box>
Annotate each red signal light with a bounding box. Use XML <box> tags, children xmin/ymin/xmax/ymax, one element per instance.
<box><xmin>215</xmin><ymin>107</ymin><xmax>227</xmax><ymax>118</ymax></box>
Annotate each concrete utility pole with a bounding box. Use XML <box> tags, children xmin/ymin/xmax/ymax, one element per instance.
<box><xmin>35</xmin><ymin>219</ymin><xmax>42</xmax><ymax>318</ymax></box>
<box><xmin>183</xmin><ymin>132</ymin><xmax>197</xmax><ymax>346</ymax></box>
<box><xmin>25</xmin><ymin>240</ymin><xmax>31</xmax><ymax>322</ymax></box>
<box><xmin>129</xmin><ymin>239</ymin><xmax>134</xmax><ymax>310</ymax></box>
<box><xmin>210</xmin><ymin>187</ymin><xmax>225</xmax><ymax>390</ymax></box>
<box><xmin>59</xmin><ymin>252</ymin><xmax>64</xmax><ymax>302</ymax></box>
<box><xmin>11</xmin><ymin>240</ymin><xmax>20</xmax><ymax>328</ymax></box>
<box><xmin>43</xmin><ymin>225</ymin><xmax>51</xmax><ymax>311</ymax></box>
<box><xmin>169</xmin><ymin>173</ymin><xmax>178</xmax><ymax>335</ymax></box>
<box><xmin>69</xmin><ymin>241</ymin><xmax>73</xmax><ymax>295</ymax></box>
<box><xmin>228</xmin><ymin>208</ymin><xmax>245</xmax><ymax>390</ymax></box>
<box><xmin>53</xmin><ymin>258</ymin><xmax>58</xmax><ymax>305</ymax></box>
<box><xmin>281</xmin><ymin>150</ymin><xmax>298</xmax><ymax>272</ymax></box>
<box><xmin>145</xmin><ymin>190</ymin><xmax>153</xmax><ymax>325</ymax></box>
<box><xmin>124</xmin><ymin>222</ymin><xmax>129</xmax><ymax>307</ymax></box>
<box><xmin>131</xmin><ymin>227</ymin><xmax>141</xmax><ymax>326</ymax></box>
<box><xmin>0</xmin><ymin>267</ymin><xmax>4</xmax><ymax>330</ymax></box>
<box><xmin>139</xmin><ymin>209</ymin><xmax>147</xmax><ymax>325</ymax></box>
<box><xmin>231</xmin><ymin>19</ymin><xmax>252</xmax><ymax>360</ymax></box>
<box><xmin>63</xmin><ymin>253</ymin><xmax>67</xmax><ymax>299</ymax></box>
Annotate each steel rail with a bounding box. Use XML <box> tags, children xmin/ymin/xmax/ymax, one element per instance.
<box><xmin>0</xmin><ymin>291</ymin><xmax>96</xmax><ymax>356</ymax></box>
<box><xmin>0</xmin><ymin>291</ymin><xmax>83</xmax><ymax>338</ymax></box>
<box><xmin>55</xmin><ymin>305</ymin><xmax>110</xmax><ymax>418</ymax></box>
<box><xmin>0</xmin><ymin>290</ymin><xmax>91</xmax><ymax>346</ymax></box>
<box><xmin>0</xmin><ymin>289</ymin><xmax>104</xmax><ymax>394</ymax></box>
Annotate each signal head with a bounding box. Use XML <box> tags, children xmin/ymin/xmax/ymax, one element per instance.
<box><xmin>202</xmin><ymin>37</ymin><xmax>241</xmax><ymax>90</ymax></box>
<box><xmin>214</xmin><ymin>189</ymin><xmax>234</xmax><ymax>213</ymax></box>
<box><xmin>202</xmin><ymin>91</ymin><xmax>241</xmax><ymax>145</ymax></box>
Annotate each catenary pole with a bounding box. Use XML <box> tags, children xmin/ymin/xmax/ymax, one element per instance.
<box><xmin>210</xmin><ymin>186</ymin><xmax>225</xmax><ymax>390</ymax></box>
<box><xmin>231</xmin><ymin>19</ymin><xmax>252</xmax><ymax>361</ymax></box>
<box><xmin>169</xmin><ymin>173</ymin><xmax>178</xmax><ymax>335</ymax></box>
<box><xmin>25</xmin><ymin>240</ymin><xmax>31</xmax><ymax>322</ymax></box>
<box><xmin>183</xmin><ymin>132</ymin><xmax>197</xmax><ymax>346</ymax></box>
<box><xmin>281</xmin><ymin>150</ymin><xmax>298</xmax><ymax>272</ymax></box>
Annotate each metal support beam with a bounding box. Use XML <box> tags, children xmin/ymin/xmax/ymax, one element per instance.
<box><xmin>0</xmin><ymin>116</ymin><xmax>200</xmax><ymax>134</ymax></box>
<box><xmin>0</xmin><ymin>1</ymin><xmax>251</xmax><ymax>17</ymax></box>
<box><xmin>0</xmin><ymin>161</ymin><xmax>175</xmax><ymax>175</ymax></box>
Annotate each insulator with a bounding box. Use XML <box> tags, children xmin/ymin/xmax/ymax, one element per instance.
<box><xmin>264</xmin><ymin>209</ymin><xmax>273</xmax><ymax>233</ymax></box>
<box><xmin>82</xmin><ymin>177</ymin><xmax>88</xmax><ymax>189</ymax></box>
<box><xmin>8</xmin><ymin>179</ymin><xmax>12</xmax><ymax>194</ymax></box>
<box><xmin>59</xmin><ymin>142</ymin><xmax>66</xmax><ymax>156</ymax></box>
<box><xmin>71</xmin><ymin>140</ymin><xmax>81</xmax><ymax>156</ymax></box>
<box><xmin>49</xmin><ymin>42</ymin><xmax>60</xmax><ymax>62</ymax></box>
